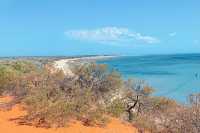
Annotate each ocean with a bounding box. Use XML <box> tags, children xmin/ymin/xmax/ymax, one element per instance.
<box><xmin>97</xmin><ymin>54</ymin><xmax>200</xmax><ymax>103</ymax></box>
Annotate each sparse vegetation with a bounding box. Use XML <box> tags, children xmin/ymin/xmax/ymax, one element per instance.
<box><xmin>0</xmin><ymin>60</ymin><xmax>200</xmax><ymax>132</ymax></box>
<box><xmin>107</xmin><ymin>98</ymin><xmax>126</xmax><ymax>118</ymax></box>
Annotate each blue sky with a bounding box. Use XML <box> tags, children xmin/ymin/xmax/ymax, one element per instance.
<box><xmin>0</xmin><ymin>0</ymin><xmax>199</xmax><ymax>56</ymax></box>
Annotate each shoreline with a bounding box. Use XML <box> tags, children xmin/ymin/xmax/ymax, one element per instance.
<box><xmin>53</xmin><ymin>55</ymin><xmax>116</xmax><ymax>76</ymax></box>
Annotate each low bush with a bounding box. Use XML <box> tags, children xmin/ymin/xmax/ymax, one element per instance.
<box><xmin>0</xmin><ymin>61</ymin><xmax>39</xmax><ymax>95</ymax></box>
<box><xmin>1</xmin><ymin>60</ymin><xmax>199</xmax><ymax>132</ymax></box>
<box><xmin>24</xmin><ymin>88</ymin><xmax>74</xmax><ymax>127</ymax></box>
<box><xmin>107</xmin><ymin>98</ymin><xmax>126</xmax><ymax>118</ymax></box>
<box><xmin>20</xmin><ymin>63</ymin><xmax>123</xmax><ymax>127</ymax></box>
<box><xmin>0</xmin><ymin>65</ymin><xmax>17</xmax><ymax>95</ymax></box>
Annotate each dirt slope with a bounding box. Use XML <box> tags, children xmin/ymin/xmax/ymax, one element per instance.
<box><xmin>0</xmin><ymin>97</ymin><xmax>138</xmax><ymax>133</ymax></box>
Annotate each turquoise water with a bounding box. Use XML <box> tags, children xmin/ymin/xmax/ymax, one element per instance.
<box><xmin>98</xmin><ymin>54</ymin><xmax>200</xmax><ymax>103</ymax></box>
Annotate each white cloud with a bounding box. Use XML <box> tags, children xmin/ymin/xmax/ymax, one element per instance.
<box><xmin>65</xmin><ymin>27</ymin><xmax>160</xmax><ymax>44</ymax></box>
<box><xmin>169</xmin><ymin>32</ymin><xmax>177</xmax><ymax>37</ymax></box>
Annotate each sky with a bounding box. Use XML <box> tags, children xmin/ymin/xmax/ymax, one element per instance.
<box><xmin>0</xmin><ymin>0</ymin><xmax>199</xmax><ymax>56</ymax></box>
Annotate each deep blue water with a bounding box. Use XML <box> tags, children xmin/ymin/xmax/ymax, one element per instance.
<box><xmin>97</xmin><ymin>54</ymin><xmax>200</xmax><ymax>103</ymax></box>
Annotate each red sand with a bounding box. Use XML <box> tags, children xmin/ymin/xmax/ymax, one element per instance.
<box><xmin>0</xmin><ymin>97</ymin><xmax>138</xmax><ymax>133</ymax></box>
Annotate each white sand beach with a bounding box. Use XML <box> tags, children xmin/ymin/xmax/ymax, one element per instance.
<box><xmin>53</xmin><ymin>56</ymin><xmax>115</xmax><ymax>76</ymax></box>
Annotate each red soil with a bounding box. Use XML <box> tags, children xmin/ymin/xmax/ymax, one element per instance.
<box><xmin>0</xmin><ymin>97</ymin><xmax>138</xmax><ymax>133</ymax></box>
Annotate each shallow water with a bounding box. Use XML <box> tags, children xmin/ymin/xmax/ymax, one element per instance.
<box><xmin>97</xmin><ymin>54</ymin><xmax>200</xmax><ymax>103</ymax></box>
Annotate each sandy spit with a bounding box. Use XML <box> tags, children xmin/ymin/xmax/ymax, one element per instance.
<box><xmin>53</xmin><ymin>56</ymin><xmax>115</xmax><ymax>76</ymax></box>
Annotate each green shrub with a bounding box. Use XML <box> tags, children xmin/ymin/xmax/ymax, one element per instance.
<box><xmin>107</xmin><ymin>99</ymin><xmax>126</xmax><ymax>118</ymax></box>
<box><xmin>0</xmin><ymin>65</ymin><xmax>18</xmax><ymax>95</ymax></box>
<box><xmin>23</xmin><ymin>85</ymin><xmax>74</xmax><ymax>127</ymax></box>
<box><xmin>22</xmin><ymin>63</ymin><xmax>119</xmax><ymax>127</ymax></box>
<box><xmin>72</xmin><ymin>63</ymin><xmax>123</xmax><ymax>102</ymax></box>
<box><xmin>0</xmin><ymin>61</ymin><xmax>40</xmax><ymax>95</ymax></box>
<box><xmin>11</xmin><ymin>61</ymin><xmax>38</xmax><ymax>74</ymax></box>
